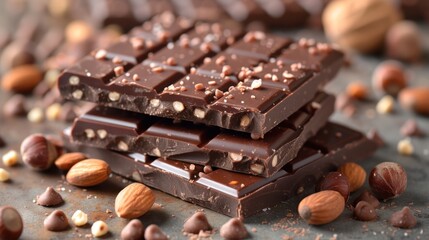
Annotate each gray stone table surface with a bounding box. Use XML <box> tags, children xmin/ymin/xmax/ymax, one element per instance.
<box><xmin>0</xmin><ymin>27</ymin><xmax>429</xmax><ymax>240</ymax></box>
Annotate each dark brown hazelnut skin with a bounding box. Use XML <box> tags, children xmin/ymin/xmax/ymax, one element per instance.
<box><xmin>372</xmin><ymin>61</ymin><xmax>407</xmax><ymax>96</ymax></box>
<box><xmin>0</xmin><ymin>206</ymin><xmax>23</xmax><ymax>240</ymax></box>
<box><xmin>385</xmin><ymin>21</ymin><xmax>422</xmax><ymax>63</ymax></box>
<box><xmin>20</xmin><ymin>134</ymin><xmax>58</xmax><ymax>171</ymax></box>
<box><xmin>353</xmin><ymin>201</ymin><xmax>377</xmax><ymax>221</ymax></box>
<box><xmin>369</xmin><ymin>162</ymin><xmax>407</xmax><ymax>200</ymax></box>
<box><xmin>316</xmin><ymin>172</ymin><xmax>350</xmax><ymax>202</ymax></box>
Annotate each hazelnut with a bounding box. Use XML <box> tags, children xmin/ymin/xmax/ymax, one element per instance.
<box><xmin>353</xmin><ymin>201</ymin><xmax>377</xmax><ymax>221</ymax></box>
<box><xmin>338</xmin><ymin>162</ymin><xmax>366</xmax><ymax>192</ymax></box>
<box><xmin>397</xmin><ymin>138</ymin><xmax>414</xmax><ymax>155</ymax></box>
<box><xmin>385</xmin><ymin>21</ymin><xmax>422</xmax><ymax>62</ymax></box>
<box><xmin>398</xmin><ymin>87</ymin><xmax>429</xmax><ymax>115</ymax></box>
<box><xmin>172</xmin><ymin>101</ymin><xmax>185</xmax><ymax>112</ymax></box>
<box><xmin>2</xmin><ymin>150</ymin><xmax>19</xmax><ymax>167</ymax></box>
<box><xmin>0</xmin><ymin>168</ymin><xmax>10</xmax><ymax>182</ymax></box>
<box><xmin>369</xmin><ymin>162</ymin><xmax>407</xmax><ymax>200</ymax></box>
<box><xmin>27</xmin><ymin>107</ymin><xmax>44</xmax><ymax>123</ymax></box>
<box><xmin>372</xmin><ymin>61</ymin><xmax>407</xmax><ymax>96</ymax></box>
<box><xmin>346</xmin><ymin>81</ymin><xmax>368</xmax><ymax>100</ymax></box>
<box><xmin>316</xmin><ymin>172</ymin><xmax>350</xmax><ymax>202</ymax></box>
<box><xmin>20</xmin><ymin>134</ymin><xmax>58</xmax><ymax>170</ymax></box>
<box><xmin>376</xmin><ymin>95</ymin><xmax>395</xmax><ymax>114</ymax></box>
<box><xmin>0</xmin><ymin>206</ymin><xmax>23</xmax><ymax>240</ymax></box>
<box><xmin>91</xmin><ymin>221</ymin><xmax>109</xmax><ymax>237</ymax></box>
<box><xmin>71</xmin><ymin>210</ymin><xmax>88</xmax><ymax>227</ymax></box>
<box><xmin>390</xmin><ymin>207</ymin><xmax>417</xmax><ymax>229</ymax></box>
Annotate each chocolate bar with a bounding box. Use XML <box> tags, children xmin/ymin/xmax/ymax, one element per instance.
<box><xmin>64</xmin><ymin>122</ymin><xmax>378</xmax><ymax>218</ymax></box>
<box><xmin>58</xmin><ymin>14</ymin><xmax>344</xmax><ymax>137</ymax></box>
<box><xmin>70</xmin><ymin>92</ymin><xmax>334</xmax><ymax>177</ymax></box>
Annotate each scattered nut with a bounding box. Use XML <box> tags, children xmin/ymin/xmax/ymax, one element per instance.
<box><xmin>71</xmin><ymin>210</ymin><xmax>88</xmax><ymax>227</ymax></box>
<box><xmin>2</xmin><ymin>150</ymin><xmax>19</xmax><ymax>167</ymax></box>
<box><xmin>369</xmin><ymin>162</ymin><xmax>407</xmax><ymax>200</ymax></box>
<box><xmin>44</xmin><ymin>210</ymin><xmax>69</xmax><ymax>232</ymax></box>
<box><xmin>337</xmin><ymin>162</ymin><xmax>366</xmax><ymax>192</ymax></box>
<box><xmin>65</xmin><ymin>21</ymin><xmax>93</xmax><ymax>44</ymax></box>
<box><xmin>20</xmin><ymin>134</ymin><xmax>58</xmax><ymax>170</ymax></box>
<box><xmin>91</xmin><ymin>220</ymin><xmax>109</xmax><ymax>237</ymax></box>
<box><xmin>316</xmin><ymin>172</ymin><xmax>350</xmax><ymax>202</ymax></box>
<box><xmin>183</xmin><ymin>211</ymin><xmax>212</xmax><ymax>234</ymax></box>
<box><xmin>397</xmin><ymin>138</ymin><xmax>414</xmax><ymax>155</ymax></box>
<box><xmin>144</xmin><ymin>224</ymin><xmax>168</xmax><ymax>240</ymax></box>
<box><xmin>353</xmin><ymin>190</ymin><xmax>380</xmax><ymax>209</ymax></box>
<box><xmin>372</xmin><ymin>61</ymin><xmax>407</xmax><ymax>96</ymax></box>
<box><xmin>298</xmin><ymin>190</ymin><xmax>345</xmax><ymax>225</ymax></box>
<box><xmin>353</xmin><ymin>201</ymin><xmax>377</xmax><ymax>221</ymax></box>
<box><xmin>55</xmin><ymin>152</ymin><xmax>87</xmax><ymax>171</ymax></box>
<box><xmin>115</xmin><ymin>183</ymin><xmax>155</xmax><ymax>219</ymax></box>
<box><xmin>0</xmin><ymin>206</ymin><xmax>23</xmax><ymax>240</ymax></box>
<box><xmin>173</xmin><ymin>101</ymin><xmax>185</xmax><ymax>112</ymax></box>
<box><xmin>390</xmin><ymin>207</ymin><xmax>417</xmax><ymax>229</ymax></box>
<box><xmin>0</xmin><ymin>168</ymin><xmax>10</xmax><ymax>182</ymax></box>
<box><xmin>27</xmin><ymin>107</ymin><xmax>44</xmax><ymax>123</ymax></box>
<box><xmin>1</xmin><ymin>65</ymin><xmax>43</xmax><ymax>93</ymax></box>
<box><xmin>386</xmin><ymin>21</ymin><xmax>422</xmax><ymax>62</ymax></box>
<box><xmin>66</xmin><ymin>159</ymin><xmax>111</xmax><ymax>187</ymax></box>
<box><xmin>3</xmin><ymin>94</ymin><xmax>27</xmax><ymax>117</ymax></box>
<box><xmin>45</xmin><ymin>103</ymin><xmax>62</xmax><ymax>121</ymax></box>
<box><xmin>220</xmin><ymin>218</ymin><xmax>248</xmax><ymax>240</ymax></box>
<box><xmin>399</xmin><ymin>87</ymin><xmax>429</xmax><ymax>115</ymax></box>
<box><xmin>36</xmin><ymin>187</ymin><xmax>64</xmax><ymax>207</ymax></box>
<box><xmin>121</xmin><ymin>219</ymin><xmax>144</xmax><ymax>240</ymax></box>
<box><xmin>250</xmin><ymin>79</ymin><xmax>262</xmax><ymax>89</ymax></box>
<box><xmin>346</xmin><ymin>81</ymin><xmax>368</xmax><ymax>100</ymax></box>
<box><xmin>376</xmin><ymin>95</ymin><xmax>395</xmax><ymax>114</ymax></box>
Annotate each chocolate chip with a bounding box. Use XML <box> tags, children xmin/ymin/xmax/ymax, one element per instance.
<box><xmin>366</xmin><ymin>129</ymin><xmax>385</xmax><ymax>148</ymax></box>
<box><xmin>144</xmin><ymin>224</ymin><xmax>168</xmax><ymax>240</ymax></box>
<box><xmin>353</xmin><ymin>201</ymin><xmax>377</xmax><ymax>221</ymax></box>
<box><xmin>400</xmin><ymin>119</ymin><xmax>425</xmax><ymax>137</ymax></box>
<box><xmin>0</xmin><ymin>206</ymin><xmax>23</xmax><ymax>240</ymax></box>
<box><xmin>121</xmin><ymin>219</ymin><xmax>144</xmax><ymax>240</ymax></box>
<box><xmin>220</xmin><ymin>218</ymin><xmax>248</xmax><ymax>240</ymax></box>
<box><xmin>36</xmin><ymin>187</ymin><xmax>64</xmax><ymax>207</ymax></box>
<box><xmin>353</xmin><ymin>190</ymin><xmax>380</xmax><ymax>208</ymax></box>
<box><xmin>390</xmin><ymin>207</ymin><xmax>417</xmax><ymax>229</ymax></box>
<box><xmin>3</xmin><ymin>94</ymin><xmax>27</xmax><ymax>117</ymax></box>
<box><xmin>183</xmin><ymin>211</ymin><xmax>212</xmax><ymax>234</ymax></box>
<box><xmin>44</xmin><ymin>210</ymin><xmax>69</xmax><ymax>231</ymax></box>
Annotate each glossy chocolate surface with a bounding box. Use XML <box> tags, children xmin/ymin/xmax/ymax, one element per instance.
<box><xmin>71</xmin><ymin>92</ymin><xmax>334</xmax><ymax>177</ymax></box>
<box><xmin>64</xmin><ymin>122</ymin><xmax>378</xmax><ymax>218</ymax></box>
<box><xmin>58</xmin><ymin>14</ymin><xmax>344</xmax><ymax>136</ymax></box>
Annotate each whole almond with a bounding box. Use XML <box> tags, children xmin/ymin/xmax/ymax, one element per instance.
<box><xmin>338</xmin><ymin>162</ymin><xmax>366</xmax><ymax>192</ymax></box>
<box><xmin>115</xmin><ymin>183</ymin><xmax>155</xmax><ymax>219</ymax></box>
<box><xmin>1</xmin><ymin>65</ymin><xmax>43</xmax><ymax>93</ymax></box>
<box><xmin>55</xmin><ymin>152</ymin><xmax>87</xmax><ymax>171</ymax></box>
<box><xmin>66</xmin><ymin>159</ymin><xmax>110</xmax><ymax>187</ymax></box>
<box><xmin>298</xmin><ymin>190</ymin><xmax>345</xmax><ymax>225</ymax></box>
<box><xmin>399</xmin><ymin>87</ymin><xmax>429</xmax><ymax>115</ymax></box>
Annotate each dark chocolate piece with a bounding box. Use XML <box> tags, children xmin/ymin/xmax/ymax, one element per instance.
<box><xmin>64</xmin><ymin>122</ymin><xmax>378</xmax><ymax>218</ymax></box>
<box><xmin>58</xmin><ymin>18</ymin><xmax>343</xmax><ymax>136</ymax></box>
<box><xmin>70</xmin><ymin>92</ymin><xmax>334</xmax><ymax>177</ymax></box>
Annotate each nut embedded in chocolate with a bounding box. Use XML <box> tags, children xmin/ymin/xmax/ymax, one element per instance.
<box><xmin>121</xmin><ymin>219</ymin><xmax>144</xmax><ymax>240</ymax></box>
<box><xmin>220</xmin><ymin>218</ymin><xmax>249</xmax><ymax>240</ymax></box>
<box><xmin>316</xmin><ymin>172</ymin><xmax>350</xmax><ymax>202</ymax></box>
<box><xmin>183</xmin><ymin>211</ymin><xmax>212</xmax><ymax>234</ymax></box>
<box><xmin>20</xmin><ymin>134</ymin><xmax>58</xmax><ymax>171</ymax></box>
<box><xmin>36</xmin><ymin>187</ymin><xmax>64</xmax><ymax>207</ymax></box>
<box><xmin>144</xmin><ymin>224</ymin><xmax>168</xmax><ymax>240</ymax></box>
<box><xmin>44</xmin><ymin>210</ymin><xmax>69</xmax><ymax>232</ymax></box>
<box><xmin>369</xmin><ymin>162</ymin><xmax>407</xmax><ymax>200</ymax></box>
<box><xmin>353</xmin><ymin>190</ymin><xmax>380</xmax><ymax>209</ymax></box>
<box><xmin>0</xmin><ymin>206</ymin><xmax>23</xmax><ymax>240</ymax></box>
<box><xmin>390</xmin><ymin>207</ymin><xmax>417</xmax><ymax>229</ymax></box>
<box><xmin>353</xmin><ymin>201</ymin><xmax>377</xmax><ymax>221</ymax></box>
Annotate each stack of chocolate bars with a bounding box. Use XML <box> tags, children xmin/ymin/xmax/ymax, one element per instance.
<box><xmin>58</xmin><ymin>13</ymin><xmax>377</xmax><ymax>218</ymax></box>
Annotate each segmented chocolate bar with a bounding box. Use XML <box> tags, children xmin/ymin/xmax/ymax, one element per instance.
<box><xmin>64</xmin><ymin>122</ymin><xmax>378</xmax><ymax>218</ymax></box>
<box><xmin>71</xmin><ymin>92</ymin><xmax>334</xmax><ymax>177</ymax></box>
<box><xmin>58</xmin><ymin>14</ymin><xmax>344</xmax><ymax>137</ymax></box>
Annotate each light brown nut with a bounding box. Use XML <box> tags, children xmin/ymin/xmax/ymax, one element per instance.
<box><xmin>55</xmin><ymin>152</ymin><xmax>87</xmax><ymax>171</ymax></box>
<box><xmin>337</xmin><ymin>162</ymin><xmax>366</xmax><ymax>192</ymax></box>
<box><xmin>66</xmin><ymin>159</ymin><xmax>110</xmax><ymax>187</ymax></box>
<box><xmin>115</xmin><ymin>183</ymin><xmax>155</xmax><ymax>219</ymax></box>
<box><xmin>399</xmin><ymin>87</ymin><xmax>429</xmax><ymax>115</ymax></box>
<box><xmin>298</xmin><ymin>190</ymin><xmax>345</xmax><ymax>225</ymax></box>
<box><xmin>1</xmin><ymin>65</ymin><xmax>43</xmax><ymax>93</ymax></box>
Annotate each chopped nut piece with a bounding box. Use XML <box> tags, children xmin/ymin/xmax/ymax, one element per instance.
<box><xmin>240</xmin><ymin>115</ymin><xmax>251</xmax><ymax>127</ymax></box>
<box><xmin>91</xmin><ymin>220</ymin><xmax>109</xmax><ymax>237</ymax></box>
<box><xmin>397</xmin><ymin>138</ymin><xmax>414</xmax><ymax>155</ymax></box>
<box><xmin>173</xmin><ymin>101</ymin><xmax>185</xmax><ymax>112</ymax></box>
<box><xmin>72</xmin><ymin>90</ymin><xmax>83</xmax><ymax>100</ymax></box>
<box><xmin>130</xmin><ymin>37</ymin><xmax>144</xmax><ymax>50</ymax></box>
<box><xmin>2</xmin><ymin>150</ymin><xmax>19</xmax><ymax>167</ymax></box>
<box><xmin>84</xmin><ymin>129</ymin><xmax>95</xmax><ymax>139</ymax></box>
<box><xmin>151</xmin><ymin>66</ymin><xmax>164</xmax><ymax>73</ymax></box>
<box><xmin>194</xmin><ymin>108</ymin><xmax>206</xmax><ymax>119</ymax></box>
<box><xmin>150</xmin><ymin>99</ymin><xmax>160</xmax><ymax>108</ymax></box>
<box><xmin>376</xmin><ymin>95</ymin><xmax>395</xmax><ymax>114</ymax></box>
<box><xmin>112</xmin><ymin>56</ymin><xmax>123</xmax><ymax>64</ymax></box>
<box><xmin>208</xmin><ymin>81</ymin><xmax>217</xmax><ymax>86</ymax></box>
<box><xmin>132</xmin><ymin>74</ymin><xmax>140</xmax><ymax>81</ymax></box>
<box><xmin>282</xmin><ymin>71</ymin><xmax>294</xmax><ymax>79</ymax></box>
<box><xmin>215</xmin><ymin>55</ymin><xmax>226</xmax><ymax>65</ymax></box>
<box><xmin>152</xmin><ymin>148</ymin><xmax>161</xmax><ymax>157</ymax></box>
<box><xmin>108</xmin><ymin>92</ymin><xmax>120</xmax><ymax>102</ymax></box>
<box><xmin>71</xmin><ymin>210</ymin><xmax>88</xmax><ymax>227</ymax></box>
<box><xmin>346</xmin><ymin>81</ymin><xmax>368</xmax><ymax>100</ymax></box>
<box><xmin>95</xmin><ymin>49</ymin><xmax>107</xmax><ymax>60</ymax></box>
<box><xmin>114</xmin><ymin>66</ymin><xmax>124</xmax><ymax>76</ymax></box>
<box><xmin>166</xmin><ymin>57</ymin><xmax>176</xmax><ymax>66</ymax></box>
<box><xmin>194</xmin><ymin>83</ymin><xmax>205</xmax><ymax>91</ymax></box>
<box><xmin>97</xmin><ymin>129</ymin><xmax>108</xmax><ymax>139</ymax></box>
<box><xmin>222</xmin><ymin>65</ymin><xmax>232</xmax><ymax>76</ymax></box>
<box><xmin>46</xmin><ymin>103</ymin><xmax>62</xmax><ymax>121</ymax></box>
<box><xmin>250</xmin><ymin>79</ymin><xmax>262</xmax><ymax>89</ymax></box>
<box><xmin>229</xmin><ymin>153</ymin><xmax>243</xmax><ymax>162</ymax></box>
<box><xmin>0</xmin><ymin>168</ymin><xmax>10</xmax><ymax>182</ymax></box>
<box><xmin>27</xmin><ymin>107</ymin><xmax>44</xmax><ymax>123</ymax></box>
<box><xmin>69</xmin><ymin>76</ymin><xmax>80</xmax><ymax>85</ymax></box>
<box><xmin>215</xmin><ymin>89</ymin><xmax>224</xmax><ymax>98</ymax></box>
<box><xmin>118</xmin><ymin>141</ymin><xmax>129</xmax><ymax>151</ymax></box>
<box><xmin>250</xmin><ymin>164</ymin><xmax>264</xmax><ymax>174</ymax></box>
<box><xmin>271</xmin><ymin>155</ymin><xmax>278</xmax><ymax>167</ymax></box>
